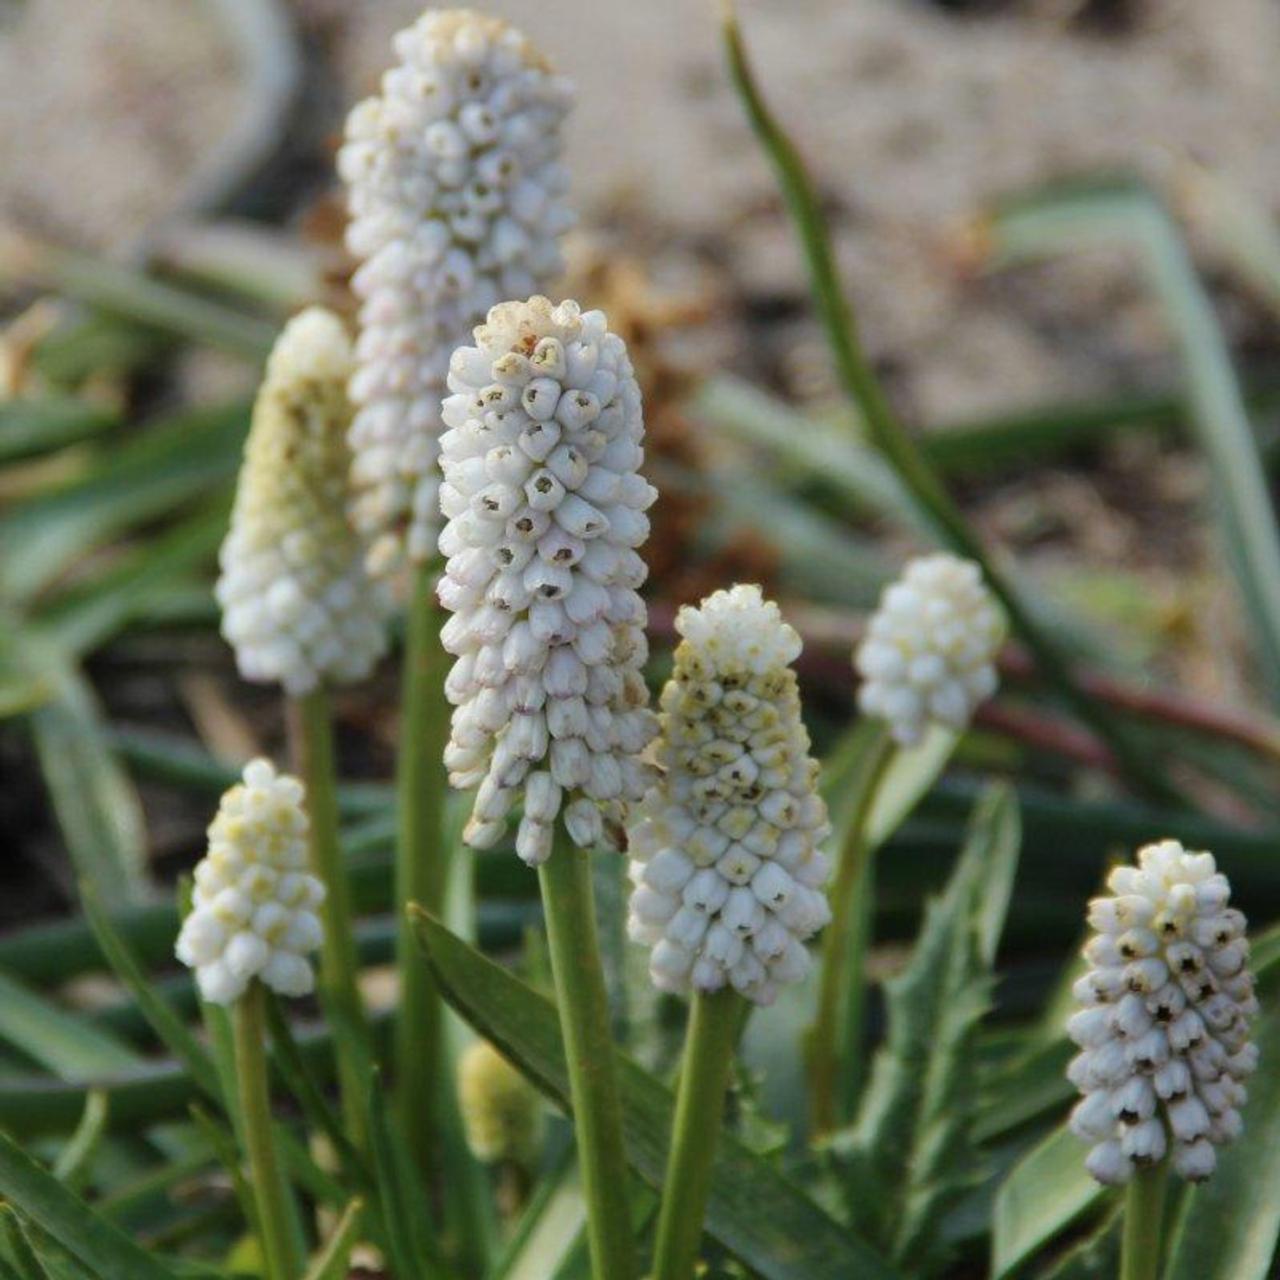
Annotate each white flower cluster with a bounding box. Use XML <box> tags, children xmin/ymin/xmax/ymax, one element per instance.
<box><xmin>626</xmin><ymin>586</ymin><xmax>832</xmax><ymax>1006</ymax></box>
<box><xmin>437</xmin><ymin>296</ymin><xmax>657</xmax><ymax>866</ymax></box>
<box><xmin>1067</xmin><ymin>840</ymin><xmax>1259</xmax><ymax>1185</ymax></box>
<box><xmin>216</xmin><ymin>308</ymin><xmax>392</xmax><ymax>696</ymax></box>
<box><xmin>339</xmin><ymin>9</ymin><xmax>574</xmax><ymax>576</ymax></box>
<box><xmin>176</xmin><ymin>760</ymin><xmax>326</xmax><ymax>1006</ymax></box>
<box><xmin>855</xmin><ymin>553</ymin><xmax>1004</xmax><ymax>746</ymax></box>
<box><xmin>457</xmin><ymin>1038</ymin><xmax>544</xmax><ymax>1166</ymax></box>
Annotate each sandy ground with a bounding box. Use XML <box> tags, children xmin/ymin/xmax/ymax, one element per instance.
<box><xmin>3</xmin><ymin>0</ymin><xmax>1280</xmax><ymax>421</ymax></box>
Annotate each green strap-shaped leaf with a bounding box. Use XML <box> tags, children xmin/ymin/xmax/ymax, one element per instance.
<box><xmin>991</xmin><ymin>1126</ymin><xmax>1107</xmax><ymax>1279</ymax></box>
<box><xmin>412</xmin><ymin>907</ymin><xmax>901</xmax><ymax>1280</ymax></box>
<box><xmin>1162</xmin><ymin>971</ymin><xmax>1280</xmax><ymax>1280</ymax></box>
<box><xmin>0</xmin><ymin>1130</ymin><xmax>178</xmax><ymax>1280</ymax></box>
<box><xmin>834</xmin><ymin>783</ymin><xmax>1021</xmax><ymax>1271</ymax></box>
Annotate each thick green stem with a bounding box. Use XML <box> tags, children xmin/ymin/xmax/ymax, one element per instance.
<box><xmin>720</xmin><ymin>4</ymin><xmax>1176</xmax><ymax>806</ymax></box>
<box><xmin>538</xmin><ymin>825</ymin><xmax>637</xmax><ymax>1280</ymax></box>
<box><xmin>651</xmin><ymin>989</ymin><xmax>742</xmax><ymax>1280</ymax></box>
<box><xmin>807</xmin><ymin>729</ymin><xmax>895</xmax><ymax>1135</ymax></box>
<box><xmin>1120</xmin><ymin>1160</ymin><xmax>1168</xmax><ymax>1280</ymax></box>
<box><xmin>289</xmin><ymin>688</ymin><xmax>368</xmax><ymax>1152</ymax></box>
<box><xmin>395</xmin><ymin>563</ymin><xmax>452</xmax><ymax>1174</ymax></box>
<box><xmin>232</xmin><ymin>983</ymin><xmax>301</xmax><ymax>1280</ymax></box>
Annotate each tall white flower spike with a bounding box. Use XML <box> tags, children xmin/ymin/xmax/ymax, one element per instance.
<box><xmin>176</xmin><ymin>760</ymin><xmax>326</xmax><ymax>1006</ymax></box>
<box><xmin>1067</xmin><ymin>840</ymin><xmax>1258</xmax><ymax>1185</ymax></box>
<box><xmin>216</xmin><ymin>308</ymin><xmax>392</xmax><ymax>696</ymax></box>
<box><xmin>626</xmin><ymin>585</ymin><xmax>832</xmax><ymax>1006</ymax></box>
<box><xmin>437</xmin><ymin>295</ymin><xmax>658</xmax><ymax>866</ymax></box>
<box><xmin>339</xmin><ymin>9</ymin><xmax>575</xmax><ymax>576</ymax></box>
<box><xmin>855</xmin><ymin>553</ymin><xmax>1004</xmax><ymax>746</ymax></box>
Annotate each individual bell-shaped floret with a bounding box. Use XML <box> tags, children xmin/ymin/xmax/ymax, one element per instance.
<box><xmin>176</xmin><ymin>759</ymin><xmax>326</xmax><ymax>1005</ymax></box>
<box><xmin>339</xmin><ymin>9</ymin><xmax>575</xmax><ymax>576</ymax></box>
<box><xmin>437</xmin><ymin>296</ymin><xmax>658</xmax><ymax>865</ymax></box>
<box><xmin>1067</xmin><ymin>839</ymin><xmax>1259</xmax><ymax>1185</ymax></box>
<box><xmin>855</xmin><ymin>553</ymin><xmax>1004</xmax><ymax>746</ymax></box>
<box><xmin>625</xmin><ymin>585</ymin><xmax>832</xmax><ymax>1007</ymax></box>
<box><xmin>216</xmin><ymin>308</ymin><xmax>392</xmax><ymax>695</ymax></box>
<box><xmin>457</xmin><ymin>1038</ymin><xmax>545</xmax><ymax>1165</ymax></box>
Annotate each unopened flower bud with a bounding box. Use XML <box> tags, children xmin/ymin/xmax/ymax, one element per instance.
<box><xmin>457</xmin><ymin>1039</ymin><xmax>544</xmax><ymax>1165</ymax></box>
<box><xmin>855</xmin><ymin>553</ymin><xmax>1004</xmax><ymax>745</ymax></box>
<box><xmin>176</xmin><ymin>760</ymin><xmax>325</xmax><ymax>1005</ymax></box>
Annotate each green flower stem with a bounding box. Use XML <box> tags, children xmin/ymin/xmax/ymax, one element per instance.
<box><xmin>719</xmin><ymin>2</ymin><xmax>1175</xmax><ymax>806</ymax></box>
<box><xmin>651</xmin><ymin>988</ymin><xmax>742</xmax><ymax>1280</ymax></box>
<box><xmin>232</xmin><ymin>982</ymin><xmax>302</xmax><ymax>1280</ymax></box>
<box><xmin>1120</xmin><ymin>1160</ymin><xmax>1168</xmax><ymax>1280</ymax></box>
<box><xmin>807</xmin><ymin>727</ymin><xmax>895</xmax><ymax>1136</ymax></box>
<box><xmin>289</xmin><ymin>687</ymin><xmax>368</xmax><ymax>1152</ymax></box>
<box><xmin>538</xmin><ymin>823</ymin><xmax>637</xmax><ymax>1280</ymax></box>
<box><xmin>395</xmin><ymin>562</ymin><xmax>452</xmax><ymax>1175</ymax></box>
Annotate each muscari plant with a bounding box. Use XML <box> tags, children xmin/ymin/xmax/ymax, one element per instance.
<box><xmin>1</xmin><ymin>6</ymin><xmax>1278</xmax><ymax>1280</ymax></box>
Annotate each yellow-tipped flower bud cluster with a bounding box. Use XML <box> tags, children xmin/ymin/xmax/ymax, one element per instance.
<box><xmin>457</xmin><ymin>1039</ymin><xmax>544</xmax><ymax>1166</ymax></box>
<box><xmin>175</xmin><ymin>760</ymin><xmax>326</xmax><ymax>1006</ymax></box>
<box><xmin>1068</xmin><ymin>840</ymin><xmax>1258</xmax><ymax>1185</ymax></box>
<box><xmin>627</xmin><ymin>586</ymin><xmax>832</xmax><ymax>1006</ymax></box>
<box><xmin>216</xmin><ymin>309</ymin><xmax>391</xmax><ymax>696</ymax></box>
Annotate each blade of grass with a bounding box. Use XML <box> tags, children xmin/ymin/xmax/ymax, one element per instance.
<box><xmin>301</xmin><ymin>1198</ymin><xmax>365</xmax><ymax>1280</ymax></box>
<box><xmin>0</xmin><ymin>398</ymin><xmax>116</xmax><ymax>464</ymax></box>
<box><xmin>0</xmin><ymin>1206</ymin><xmax>54</xmax><ymax>1280</ymax></box>
<box><xmin>0</xmin><ymin>231</ymin><xmax>276</xmax><ymax>360</ymax></box>
<box><xmin>50</xmin><ymin>1090</ymin><xmax>108</xmax><ymax>1192</ymax></box>
<box><xmin>0</xmin><ymin>1130</ymin><xmax>179</xmax><ymax>1280</ymax></box>
<box><xmin>989</xmin><ymin>179</ymin><xmax>1280</xmax><ymax>703</ymax></box>
<box><xmin>719</xmin><ymin>3</ymin><xmax>1172</xmax><ymax>801</ymax></box>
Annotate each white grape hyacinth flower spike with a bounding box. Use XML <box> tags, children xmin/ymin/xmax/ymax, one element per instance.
<box><xmin>855</xmin><ymin>552</ymin><xmax>1005</xmax><ymax>746</ymax></box>
<box><xmin>1067</xmin><ymin>840</ymin><xmax>1258</xmax><ymax>1185</ymax></box>
<box><xmin>176</xmin><ymin>760</ymin><xmax>326</xmax><ymax>1006</ymax></box>
<box><xmin>625</xmin><ymin>585</ymin><xmax>833</xmax><ymax>1007</ymax></box>
<box><xmin>339</xmin><ymin>8</ymin><xmax>574</xmax><ymax>576</ymax></box>
<box><xmin>437</xmin><ymin>295</ymin><xmax>658</xmax><ymax>867</ymax></box>
<box><xmin>216</xmin><ymin>308</ymin><xmax>392</xmax><ymax>696</ymax></box>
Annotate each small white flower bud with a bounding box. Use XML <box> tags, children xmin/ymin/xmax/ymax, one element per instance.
<box><xmin>1068</xmin><ymin>839</ymin><xmax>1257</xmax><ymax>1184</ymax></box>
<box><xmin>439</xmin><ymin>298</ymin><xmax>657</xmax><ymax>857</ymax></box>
<box><xmin>340</xmin><ymin>11</ymin><xmax>574</xmax><ymax>575</ymax></box>
<box><xmin>175</xmin><ymin>760</ymin><xmax>325</xmax><ymax>1005</ymax></box>
<box><xmin>854</xmin><ymin>554</ymin><xmax>1004</xmax><ymax>745</ymax></box>
<box><xmin>216</xmin><ymin>310</ymin><xmax>392</xmax><ymax>694</ymax></box>
<box><xmin>626</xmin><ymin>586</ymin><xmax>829</xmax><ymax>1005</ymax></box>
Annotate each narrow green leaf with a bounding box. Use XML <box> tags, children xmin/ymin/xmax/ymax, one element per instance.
<box><xmin>51</xmin><ymin>1090</ymin><xmax>108</xmax><ymax>1191</ymax></box>
<box><xmin>834</xmin><ymin>785</ymin><xmax>1021</xmax><ymax>1270</ymax></box>
<box><xmin>991</xmin><ymin>181</ymin><xmax>1280</xmax><ymax>703</ymax></box>
<box><xmin>0</xmin><ymin>1130</ymin><xmax>178</xmax><ymax>1280</ymax></box>
<box><xmin>0</xmin><ymin>969</ymin><xmax>137</xmax><ymax>1078</ymax></box>
<box><xmin>491</xmin><ymin>1151</ymin><xmax>586</xmax><ymax>1280</ymax></box>
<box><xmin>301</xmin><ymin>1198</ymin><xmax>365</xmax><ymax>1280</ymax></box>
<box><xmin>413</xmin><ymin>909</ymin><xmax>901</xmax><ymax>1280</ymax></box>
<box><xmin>991</xmin><ymin>1126</ymin><xmax>1106</xmax><ymax>1279</ymax></box>
<box><xmin>0</xmin><ymin>1207</ymin><xmax>54</xmax><ymax>1280</ymax></box>
<box><xmin>0</xmin><ymin>402</ymin><xmax>246</xmax><ymax>603</ymax></box>
<box><xmin>1162</xmin><ymin>977</ymin><xmax>1280</xmax><ymax>1280</ymax></box>
<box><xmin>0</xmin><ymin>398</ymin><xmax>115</xmax><ymax>463</ymax></box>
<box><xmin>80</xmin><ymin>883</ymin><xmax>222</xmax><ymax>1101</ymax></box>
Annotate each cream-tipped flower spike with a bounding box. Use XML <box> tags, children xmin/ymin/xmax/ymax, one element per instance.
<box><xmin>216</xmin><ymin>308</ymin><xmax>392</xmax><ymax>695</ymax></box>
<box><xmin>339</xmin><ymin>10</ymin><xmax>574</xmax><ymax>576</ymax></box>
<box><xmin>626</xmin><ymin>585</ymin><xmax>832</xmax><ymax>1007</ymax></box>
<box><xmin>438</xmin><ymin>296</ymin><xmax>657</xmax><ymax>866</ymax></box>
<box><xmin>458</xmin><ymin>1039</ymin><xmax>544</xmax><ymax>1165</ymax></box>
<box><xmin>1067</xmin><ymin>840</ymin><xmax>1258</xmax><ymax>1186</ymax></box>
<box><xmin>176</xmin><ymin>759</ymin><xmax>326</xmax><ymax>1006</ymax></box>
<box><xmin>855</xmin><ymin>553</ymin><xmax>1004</xmax><ymax>746</ymax></box>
